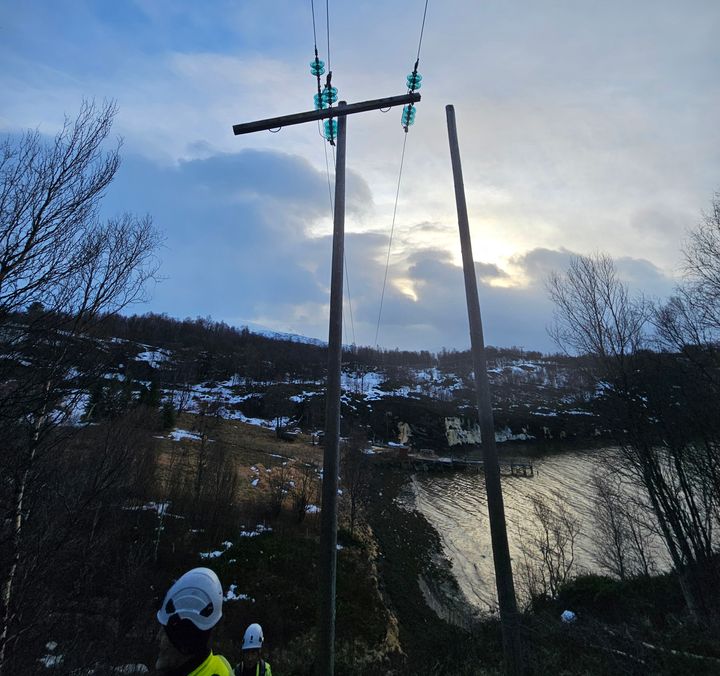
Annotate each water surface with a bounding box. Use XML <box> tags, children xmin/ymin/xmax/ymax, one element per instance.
<box><xmin>408</xmin><ymin>448</ymin><xmax>623</xmax><ymax>610</ymax></box>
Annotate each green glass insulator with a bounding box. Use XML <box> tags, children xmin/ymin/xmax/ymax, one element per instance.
<box><xmin>321</xmin><ymin>86</ymin><xmax>338</xmax><ymax>104</ymax></box>
<box><xmin>310</xmin><ymin>59</ymin><xmax>326</xmax><ymax>76</ymax></box>
<box><xmin>401</xmin><ymin>105</ymin><xmax>416</xmax><ymax>126</ymax></box>
<box><xmin>407</xmin><ymin>72</ymin><xmax>423</xmax><ymax>90</ymax></box>
<box><xmin>314</xmin><ymin>93</ymin><xmax>326</xmax><ymax>110</ymax></box>
<box><xmin>324</xmin><ymin>119</ymin><xmax>338</xmax><ymax>140</ymax></box>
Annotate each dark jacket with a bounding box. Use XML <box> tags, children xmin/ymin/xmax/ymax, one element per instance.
<box><xmin>237</xmin><ymin>658</ymin><xmax>271</xmax><ymax>676</ymax></box>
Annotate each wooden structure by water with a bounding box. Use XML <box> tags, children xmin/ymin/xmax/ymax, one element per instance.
<box><xmin>371</xmin><ymin>447</ymin><xmax>534</xmax><ymax>477</ymax></box>
<box><xmin>509</xmin><ymin>461</ymin><xmax>534</xmax><ymax>477</ymax></box>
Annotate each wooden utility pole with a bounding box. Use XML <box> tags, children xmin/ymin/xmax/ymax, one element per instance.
<box><xmin>318</xmin><ymin>101</ymin><xmax>346</xmax><ymax>675</ymax></box>
<box><xmin>232</xmin><ymin>91</ymin><xmax>419</xmax><ymax>676</ymax></box>
<box><xmin>445</xmin><ymin>104</ymin><xmax>526</xmax><ymax>675</ymax></box>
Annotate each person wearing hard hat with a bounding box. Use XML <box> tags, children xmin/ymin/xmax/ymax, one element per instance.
<box><xmin>236</xmin><ymin>623</ymin><xmax>272</xmax><ymax>675</ymax></box>
<box><xmin>155</xmin><ymin>567</ymin><xmax>234</xmax><ymax>675</ymax></box>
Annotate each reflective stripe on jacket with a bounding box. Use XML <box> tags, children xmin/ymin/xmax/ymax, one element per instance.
<box><xmin>187</xmin><ymin>652</ymin><xmax>234</xmax><ymax>676</ymax></box>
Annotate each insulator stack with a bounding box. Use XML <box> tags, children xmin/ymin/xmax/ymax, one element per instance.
<box><xmin>401</xmin><ymin>104</ymin><xmax>416</xmax><ymax>128</ymax></box>
<box><xmin>322</xmin><ymin>86</ymin><xmax>338</xmax><ymax>105</ymax></box>
<box><xmin>402</xmin><ymin>70</ymin><xmax>422</xmax><ymax>131</ymax></box>
<box><xmin>310</xmin><ymin>58</ymin><xmax>325</xmax><ymax>77</ymax></box>
<box><xmin>323</xmin><ymin>119</ymin><xmax>338</xmax><ymax>141</ymax></box>
<box><xmin>308</xmin><ymin>52</ymin><xmax>338</xmax><ymax>143</ymax></box>
<box><xmin>314</xmin><ymin>85</ymin><xmax>339</xmax><ymax>111</ymax></box>
<box><xmin>407</xmin><ymin>71</ymin><xmax>422</xmax><ymax>91</ymax></box>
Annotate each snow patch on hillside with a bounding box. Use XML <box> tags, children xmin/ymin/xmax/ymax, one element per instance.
<box><xmin>135</xmin><ymin>346</ymin><xmax>172</xmax><ymax>368</ymax></box>
<box><xmin>169</xmin><ymin>429</ymin><xmax>202</xmax><ymax>441</ymax></box>
<box><xmin>225</xmin><ymin>584</ymin><xmax>254</xmax><ymax>603</ymax></box>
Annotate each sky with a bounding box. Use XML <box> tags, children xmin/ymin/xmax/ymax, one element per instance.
<box><xmin>1</xmin><ymin>1</ymin><xmax>719</xmax><ymax>354</ymax></box>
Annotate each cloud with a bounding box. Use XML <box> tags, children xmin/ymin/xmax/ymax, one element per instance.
<box><xmin>104</xmin><ymin>150</ymin><xmax>333</xmax><ymax>317</ymax></box>
<box><xmin>365</xmin><ymin>247</ymin><xmax>556</xmax><ymax>352</ymax></box>
<box><xmin>510</xmin><ymin>248</ymin><xmax>576</xmax><ymax>283</ymax></box>
<box><xmin>100</xmin><ymin>141</ymin><xmax>682</xmax><ymax>353</ymax></box>
<box><xmin>511</xmin><ymin>246</ymin><xmax>677</xmax><ymax>293</ymax></box>
<box><xmin>614</xmin><ymin>256</ymin><xmax>677</xmax><ymax>300</ymax></box>
<box><xmin>4</xmin><ymin>0</ymin><xmax>717</xmax><ymax>354</ymax></box>
<box><xmin>629</xmin><ymin>205</ymin><xmax>697</xmax><ymax>244</ymax></box>
<box><xmin>476</xmin><ymin>262</ymin><xmax>508</xmax><ymax>283</ymax></box>
<box><xmin>106</xmin><ymin>145</ymin><xmax>561</xmax><ymax>350</ymax></box>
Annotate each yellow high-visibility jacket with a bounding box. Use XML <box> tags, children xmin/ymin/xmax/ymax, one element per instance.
<box><xmin>186</xmin><ymin>651</ymin><xmax>234</xmax><ymax>675</ymax></box>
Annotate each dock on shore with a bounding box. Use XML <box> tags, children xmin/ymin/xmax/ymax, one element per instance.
<box><xmin>371</xmin><ymin>447</ymin><xmax>534</xmax><ymax>477</ymax></box>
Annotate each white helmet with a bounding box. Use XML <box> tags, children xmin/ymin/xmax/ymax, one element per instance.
<box><xmin>157</xmin><ymin>567</ymin><xmax>223</xmax><ymax>631</ymax></box>
<box><xmin>242</xmin><ymin>623</ymin><xmax>264</xmax><ymax>650</ymax></box>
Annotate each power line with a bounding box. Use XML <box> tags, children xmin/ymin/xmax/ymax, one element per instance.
<box><xmin>416</xmin><ymin>0</ymin><xmax>429</xmax><ymax>61</ymax></box>
<box><xmin>344</xmin><ymin>254</ymin><xmax>356</xmax><ymax>346</ymax></box>
<box><xmin>311</xmin><ymin>0</ymin><xmax>318</xmax><ymax>47</ymax></box>
<box><xmin>325</xmin><ymin>0</ymin><xmax>331</xmax><ymax>70</ymax></box>
<box><xmin>373</xmin><ymin>1</ymin><xmax>431</xmax><ymax>347</ymax></box>
<box><xmin>323</xmin><ymin>138</ymin><xmax>334</xmax><ymax>214</ymax></box>
<box><xmin>374</xmin><ymin>133</ymin><xmax>408</xmax><ymax>347</ymax></box>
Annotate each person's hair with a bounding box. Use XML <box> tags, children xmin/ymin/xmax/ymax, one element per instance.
<box><xmin>165</xmin><ymin>614</ymin><xmax>213</xmax><ymax>656</ymax></box>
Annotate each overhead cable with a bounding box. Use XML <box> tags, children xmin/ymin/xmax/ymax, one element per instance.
<box><xmin>374</xmin><ymin>0</ymin><xmax>430</xmax><ymax>345</ymax></box>
<box><xmin>374</xmin><ymin>133</ymin><xmax>409</xmax><ymax>347</ymax></box>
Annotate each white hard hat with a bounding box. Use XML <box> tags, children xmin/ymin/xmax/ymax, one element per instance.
<box><xmin>242</xmin><ymin>623</ymin><xmax>264</xmax><ymax>650</ymax></box>
<box><xmin>157</xmin><ymin>567</ymin><xmax>223</xmax><ymax>631</ymax></box>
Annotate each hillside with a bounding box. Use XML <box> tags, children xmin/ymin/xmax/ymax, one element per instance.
<box><xmin>1</xmin><ymin>309</ymin><xmax>595</xmax><ymax>674</ymax></box>
<box><xmin>6</xmin><ymin>310</ymin><xmax>720</xmax><ymax>674</ymax></box>
<box><xmin>83</xmin><ymin>312</ymin><xmax>600</xmax><ymax>452</ymax></box>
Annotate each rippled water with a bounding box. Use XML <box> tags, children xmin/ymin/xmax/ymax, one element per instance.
<box><xmin>408</xmin><ymin>448</ymin><xmax>626</xmax><ymax>611</ymax></box>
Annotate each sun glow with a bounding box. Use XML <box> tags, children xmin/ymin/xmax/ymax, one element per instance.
<box><xmin>393</xmin><ymin>278</ymin><xmax>419</xmax><ymax>302</ymax></box>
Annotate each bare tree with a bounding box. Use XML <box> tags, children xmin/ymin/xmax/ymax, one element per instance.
<box><xmin>0</xmin><ymin>101</ymin><xmax>159</xmax><ymax>319</ymax></box>
<box><xmin>547</xmin><ymin>252</ymin><xmax>650</xmax><ymax>372</ymax></box>
<box><xmin>192</xmin><ymin>398</ymin><xmax>224</xmax><ymax>508</ymax></box>
<box><xmin>622</xmin><ymin>495</ymin><xmax>659</xmax><ymax>578</ymax></box>
<box><xmin>592</xmin><ymin>471</ymin><xmax>657</xmax><ymax>579</ymax></box>
<box><xmin>592</xmin><ymin>472</ymin><xmax>631</xmax><ymax>580</ymax></box>
<box><xmin>547</xmin><ymin>251</ymin><xmax>720</xmax><ymax>623</ymax></box>
<box><xmin>267</xmin><ymin>460</ymin><xmax>293</xmax><ymax>517</ymax></box>
<box><xmin>517</xmin><ymin>491</ymin><xmax>581</xmax><ymax>601</ymax></box>
<box><xmin>292</xmin><ymin>464</ymin><xmax>319</xmax><ymax>523</ymax></box>
<box><xmin>263</xmin><ymin>384</ymin><xmax>296</xmax><ymax>432</ymax></box>
<box><xmin>0</xmin><ymin>407</ymin><xmax>159</xmax><ymax>673</ymax></box>
<box><xmin>203</xmin><ymin>441</ymin><xmax>239</xmax><ymax>539</ymax></box>
<box><xmin>0</xmin><ymin>101</ymin><xmax>160</xmax><ymax>673</ymax></box>
<box><xmin>340</xmin><ymin>432</ymin><xmax>372</xmax><ymax>536</ymax></box>
<box><xmin>682</xmin><ymin>193</ymin><xmax>720</xmax><ymax>333</ymax></box>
